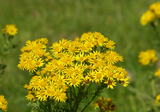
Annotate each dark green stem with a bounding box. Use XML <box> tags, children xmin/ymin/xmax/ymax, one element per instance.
<box><xmin>66</xmin><ymin>91</ymin><xmax>69</xmax><ymax>108</ymax></box>
<box><xmin>74</xmin><ymin>83</ymin><xmax>93</xmax><ymax>112</ymax></box>
<box><xmin>47</xmin><ymin>97</ymin><xmax>51</xmax><ymax>112</ymax></box>
<box><xmin>39</xmin><ymin>101</ymin><xmax>48</xmax><ymax>112</ymax></box>
<box><xmin>72</xmin><ymin>85</ymin><xmax>85</xmax><ymax>112</ymax></box>
<box><xmin>70</xmin><ymin>87</ymin><xmax>72</xmax><ymax>111</ymax></box>
<box><xmin>151</xmin><ymin>79</ymin><xmax>156</xmax><ymax>97</ymax></box>
<box><xmin>151</xmin><ymin>21</ymin><xmax>160</xmax><ymax>52</ymax></box>
<box><xmin>80</xmin><ymin>83</ymin><xmax>93</xmax><ymax>101</ymax></box>
<box><xmin>81</xmin><ymin>84</ymin><xmax>105</xmax><ymax>112</ymax></box>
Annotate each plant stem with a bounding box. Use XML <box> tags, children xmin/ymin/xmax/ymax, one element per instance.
<box><xmin>47</xmin><ymin>97</ymin><xmax>51</xmax><ymax>112</ymax></box>
<box><xmin>81</xmin><ymin>84</ymin><xmax>104</xmax><ymax>112</ymax></box>
<box><xmin>151</xmin><ymin>79</ymin><xmax>156</xmax><ymax>97</ymax></box>
<box><xmin>81</xmin><ymin>92</ymin><xmax>97</xmax><ymax>112</ymax></box>
<box><xmin>39</xmin><ymin>101</ymin><xmax>48</xmax><ymax>112</ymax></box>
<box><xmin>66</xmin><ymin>91</ymin><xmax>69</xmax><ymax>108</ymax></box>
<box><xmin>70</xmin><ymin>87</ymin><xmax>72</xmax><ymax>111</ymax></box>
<box><xmin>73</xmin><ymin>83</ymin><xmax>93</xmax><ymax>112</ymax></box>
<box><xmin>80</xmin><ymin>83</ymin><xmax>92</xmax><ymax>101</ymax></box>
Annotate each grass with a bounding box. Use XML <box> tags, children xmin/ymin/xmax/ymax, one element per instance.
<box><xmin>0</xmin><ymin>0</ymin><xmax>160</xmax><ymax>112</ymax></box>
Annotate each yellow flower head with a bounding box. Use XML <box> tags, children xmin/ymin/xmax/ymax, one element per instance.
<box><xmin>5</xmin><ymin>24</ymin><xmax>18</xmax><ymax>36</ymax></box>
<box><xmin>155</xmin><ymin>94</ymin><xmax>160</xmax><ymax>105</ymax></box>
<box><xmin>155</xmin><ymin>68</ymin><xmax>160</xmax><ymax>78</ymax></box>
<box><xmin>138</xmin><ymin>49</ymin><xmax>158</xmax><ymax>65</ymax></box>
<box><xmin>149</xmin><ymin>2</ymin><xmax>160</xmax><ymax>17</ymax></box>
<box><xmin>141</xmin><ymin>2</ymin><xmax>160</xmax><ymax>26</ymax></box>
<box><xmin>0</xmin><ymin>95</ymin><xmax>8</xmax><ymax>112</ymax></box>
<box><xmin>140</xmin><ymin>10</ymin><xmax>155</xmax><ymax>26</ymax></box>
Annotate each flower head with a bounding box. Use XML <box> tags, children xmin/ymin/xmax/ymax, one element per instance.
<box><xmin>155</xmin><ymin>94</ymin><xmax>160</xmax><ymax>105</ymax></box>
<box><xmin>138</xmin><ymin>49</ymin><xmax>158</xmax><ymax>65</ymax></box>
<box><xmin>4</xmin><ymin>24</ymin><xmax>18</xmax><ymax>36</ymax></box>
<box><xmin>155</xmin><ymin>68</ymin><xmax>160</xmax><ymax>78</ymax></box>
<box><xmin>140</xmin><ymin>10</ymin><xmax>155</xmax><ymax>25</ymax></box>
<box><xmin>0</xmin><ymin>95</ymin><xmax>8</xmax><ymax>112</ymax></box>
<box><xmin>141</xmin><ymin>2</ymin><xmax>160</xmax><ymax>25</ymax></box>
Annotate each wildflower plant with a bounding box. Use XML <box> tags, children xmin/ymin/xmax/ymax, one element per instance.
<box><xmin>0</xmin><ymin>24</ymin><xmax>17</xmax><ymax>112</ymax></box>
<box><xmin>140</xmin><ymin>2</ymin><xmax>160</xmax><ymax>110</ymax></box>
<box><xmin>18</xmin><ymin>32</ymin><xmax>129</xmax><ymax>111</ymax></box>
<box><xmin>140</xmin><ymin>2</ymin><xmax>160</xmax><ymax>45</ymax></box>
<box><xmin>141</xmin><ymin>2</ymin><xmax>160</xmax><ymax>26</ymax></box>
<box><xmin>0</xmin><ymin>24</ymin><xmax>18</xmax><ymax>75</ymax></box>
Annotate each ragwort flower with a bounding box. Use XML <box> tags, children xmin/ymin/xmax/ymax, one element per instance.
<box><xmin>0</xmin><ymin>95</ymin><xmax>8</xmax><ymax>112</ymax></box>
<box><xmin>19</xmin><ymin>32</ymin><xmax>129</xmax><ymax>105</ymax></box>
<box><xmin>138</xmin><ymin>49</ymin><xmax>158</xmax><ymax>65</ymax></box>
<box><xmin>4</xmin><ymin>24</ymin><xmax>18</xmax><ymax>36</ymax></box>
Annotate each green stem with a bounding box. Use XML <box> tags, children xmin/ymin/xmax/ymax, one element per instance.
<box><xmin>73</xmin><ymin>84</ymin><xmax>92</xmax><ymax>112</ymax></box>
<box><xmin>151</xmin><ymin>79</ymin><xmax>156</xmax><ymax>97</ymax></box>
<box><xmin>81</xmin><ymin>93</ymin><xmax>97</xmax><ymax>112</ymax></box>
<box><xmin>39</xmin><ymin>101</ymin><xmax>48</xmax><ymax>112</ymax></box>
<box><xmin>70</xmin><ymin>87</ymin><xmax>73</xmax><ymax>111</ymax></box>
<box><xmin>150</xmin><ymin>22</ymin><xmax>160</xmax><ymax>52</ymax></box>
<box><xmin>73</xmin><ymin>86</ymin><xmax>76</xmax><ymax>96</ymax></box>
<box><xmin>81</xmin><ymin>84</ymin><xmax>104</xmax><ymax>112</ymax></box>
<box><xmin>66</xmin><ymin>91</ymin><xmax>69</xmax><ymax>108</ymax></box>
<box><xmin>80</xmin><ymin>83</ymin><xmax>92</xmax><ymax>101</ymax></box>
<box><xmin>47</xmin><ymin>97</ymin><xmax>51</xmax><ymax>112</ymax></box>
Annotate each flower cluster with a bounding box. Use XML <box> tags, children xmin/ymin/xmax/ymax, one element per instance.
<box><xmin>150</xmin><ymin>2</ymin><xmax>160</xmax><ymax>18</ymax></box>
<box><xmin>24</xmin><ymin>75</ymin><xmax>68</xmax><ymax>102</ymax></box>
<box><xmin>138</xmin><ymin>49</ymin><xmax>158</xmax><ymax>65</ymax></box>
<box><xmin>0</xmin><ymin>95</ymin><xmax>8</xmax><ymax>112</ymax></box>
<box><xmin>94</xmin><ymin>97</ymin><xmax>117</xmax><ymax>112</ymax></box>
<box><xmin>155</xmin><ymin>94</ymin><xmax>160</xmax><ymax>105</ymax></box>
<box><xmin>155</xmin><ymin>68</ymin><xmax>160</xmax><ymax>78</ymax></box>
<box><xmin>18</xmin><ymin>32</ymin><xmax>129</xmax><ymax>103</ymax></box>
<box><xmin>141</xmin><ymin>2</ymin><xmax>160</xmax><ymax>25</ymax></box>
<box><xmin>2</xmin><ymin>24</ymin><xmax>18</xmax><ymax>36</ymax></box>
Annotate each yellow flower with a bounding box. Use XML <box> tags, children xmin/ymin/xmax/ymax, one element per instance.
<box><xmin>149</xmin><ymin>2</ymin><xmax>160</xmax><ymax>17</ymax></box>
<box><xmin>106</xmin><ymin>40</ymin><xmax>115</xmax><ymax>50</ymax></box>
<box><xmin>54</xmin><ymin>90</ymin><xmax>67</xmax><ymax>102</ymax></box>
<box><xmin>69</xmin><ymin>75</ymin><xmax>82</xmax><ymax>87</ymax></box>
<box><xmin>0</xmin><ymin>95</ymin><xmax>8</xmax><ymax>112</ymax></box>
<box><xmin>36</xmin><ymin>90</ymin><xmax>47</xmax><ymax>101</ymax></box>
<box><xmin>23</xmin><ymin>84</ymin><xmax>28</xmax><ymax>89</ymax></box>
<box><xmin>104</xmin><ymin>79</ymin><xmax>117</xmax><ymax>89</ymax></box>
<box><xmin>94</xmin><ymin>71</ymin><xmax>104</xmax><ymax>83</ymax></box>
<box><xmin>155</xmin><ymin>94</ymin><xmax>160</xmax><ymax>105</ymax></box>
<box><xmin>150</xmin><ymin>2</ymin><xmax>158</xmax><ymax>11</ymax></box>
<box><xmin>155</xmin><ymin>68</ymin><xmax>160</xmax><ymax>78</ymax></box>
<box><xmin>138</xmin><ymin>49</ymin><xmax>158</xmax><ymax>65</ymax></box>
<box><xmin>19</xmin><ymin>32</ymin><xmax>128</xmax><ymax>104</ymax></box>
<box><xmin>140</xmin><ymin>10</ymin><xmax>155</xmax><ymax>25</ymax></box>
<box><xmin>25</xmin><ymin>93</ymin><xmax>35</xmax><ymax>101</ymax></box>
<box><xmin>106</xmin><ymin>51</ymin><xmax>119</xmax><ymax>64</ymax></box>
<box><xmin>5</xmin><ymin>24</ymin><xmax>18</xmax><ymax>36</ymax></box>
<box><xmin>120</xmin><ymin>77</ymin><xmax>130</xmax><ymax>87</ymax></box>
<box><xmin>94</xmin><ymin>102</ymin><xmax>99</xmax><ymax>109</ymax></box>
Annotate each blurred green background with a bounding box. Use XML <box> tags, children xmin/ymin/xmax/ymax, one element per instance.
<box><xmin>0</xmin><ymin>0</ymin><xmax>160</xmax><ymax>112</ymax></box>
